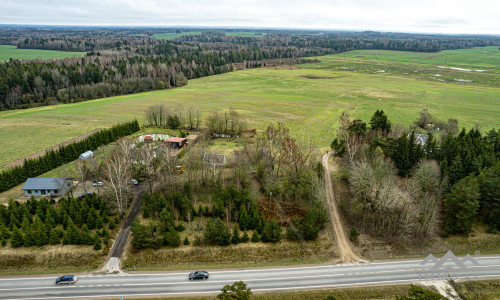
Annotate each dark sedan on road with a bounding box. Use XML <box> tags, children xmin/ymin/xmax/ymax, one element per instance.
<box><xmin>55</xmin><ymin>275</ymin><xmax>78</xmax><ymax>285</ymax></box>
<box><xmin>189</xmin><ymin>271</ymin><xmax>209</xmax><ymax>280</ymax></box>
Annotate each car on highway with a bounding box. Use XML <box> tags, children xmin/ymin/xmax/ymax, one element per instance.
<box><xmin>188</xmin><ymin>271</ymin><xmax>209</xmax><ymax>280</ymax></box>
<box><xmin>93</xmin><ymin>181</ymin><xmax>104</xmax><ymax>187</ymax></box>
<box><xmin>55</xmin><ymin>275</ymin><xmax>78</xmax><ymax>285</ymax></box>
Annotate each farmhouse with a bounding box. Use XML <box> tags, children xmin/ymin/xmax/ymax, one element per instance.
<box><xmin>164</xmin><ymin>137</ymin><xmax>187</xmax><ymax>149</ymax></box>
<box><xmin>79</xmin><ymin>150</ymin><xmax>94</xmax><ymax>160</ymax></box>
<box><xmin>21</xmin><ymin>178</ymin><xmax>73</xmax><ymax>197</ymax></box>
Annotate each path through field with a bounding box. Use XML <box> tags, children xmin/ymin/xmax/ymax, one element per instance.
<box><xmin>322</xmin><ymin>151</ymin><xmax>360</xmax><ymax>263</ymax></box>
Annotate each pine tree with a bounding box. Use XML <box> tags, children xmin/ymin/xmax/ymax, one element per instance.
<box><xmin>165</xmin><ymin>230</ymin><xmax>181</xmax><ymax>247</ymax></box>
<box><xmin>33</xmin><ymin>216</ymin><xmax>48</xmax><ymax>246</ymax></box>
<box><xmin>93</xmin><ymin>236</ymin><xmax>102</xmax><ymax>251</ymax></box>
<box><xmin>81</xmin><ymin>224</ymin><xmax>93</xmax><ymax>245</ymax></box>
<box><xmin>261</xmin><ymin>220</ymin><xmax>282</xmax><ymax>243</ymax></box>
<box><xmin>251</xmin><ymin>231</ymin><xmax>260</xmax><ymax>243</ymax></box>
<box><xmin>238</xmin><ymin>206</ymin><xmax>249</xmax><ymax>231</ymax></box>
<box><xmin>240</xmin><ymin>231</ymin><xmax>249</xmax><ymax>243</ymax></box>
<box><xmin>11</xmin><ymin>227</ymin><xmax>24</xmax><ymax>248</ymax></box>
<box><xmin>443</xmin><ymin>176</ymin><xmax>480</xmax><ymax>235</ymax></box>
<box><xmin>231</xmin><ymin>225</ymin><xmax>240</xmax><ymax>245</ymax></box>
<box><xmin>214</xmin><ymin>218</ymin><xmax>231</xmax><ymax>247</ymax></box>
<box><xmin>183</xmin><ymin>236</ymin><xmax>190</xmax><ymax>245</ymax></box>
<box><xmin>66</xmin><ymin>219</ymin><xmax>81</xmax><ymax>244</ymax></box>
<box><xmin>49</xmin><ymin>228</ymin><xmax>61</xmax><ymax>245</ymax></box>
<box><xmin>370</xmin><ymin>110</ymin><xmax>391</xmax><ymax>135</ymax></box>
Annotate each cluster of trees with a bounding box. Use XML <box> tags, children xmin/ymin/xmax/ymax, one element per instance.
<box><xmin>0</xmin><ymin>195</ymin><xmax>116</xmax><ymax>250</ymax></box>
<box><xmin>205</xmin><ymin>108</ymin><xmax>247</xmax><ymax>137</ymax></box>
<box><xmin>144</xmin><ymin>104</ymin><xmax>201</xmax><ymax>130</ymax></box>
<box><xmin>0</xmin><ymin>120</ymin><xmax>140</xmax><ymax>193</ymax></box>
<box><xmin>332</xmin><ymin>110</ymin><xmax>500</xmax><ymax>239</ymax></box>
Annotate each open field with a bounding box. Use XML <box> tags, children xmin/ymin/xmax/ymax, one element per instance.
<box><xmin>1</xmin><ymin>47</ymin><xmax>499</xmax><ymax>170</ymax></box>
<box><xmin>226</xmin><ymin>32</ymin><xmax>266</xmax><ymax>37</ymax></box>
<box><xmin>153</xmin><ymin>32</ymin><xmax>202</xmax><ymax>40</ymax></box>
<box><xmin>337</xmin><ymin>46</ymin><xmax>500</xmax><ymax>70</ymax></box>
<box><xmin>0</xmin><ymin>45</ymin><xmax>85</xmax><ymax>61</ymax></box>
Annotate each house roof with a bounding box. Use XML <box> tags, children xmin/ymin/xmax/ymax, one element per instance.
<box><xmin>165</xmin><ymin>137</ymin><xmax>187</xmax><ymax>143</ymax></box>
<box><xmin>144</xmin><ymin>136</ymin><xmax>153</xmax><ymax>139</ymax></box>
<box><xmin>22</xmin><ymin>178</ymin><xmax>69</xmax><ymax>190</ymax></box>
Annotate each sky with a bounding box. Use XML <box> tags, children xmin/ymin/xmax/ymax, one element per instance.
<box><xmin>2</xmin><ymin>0</ymin><xmax>499</xmax><ymax>35</ymax></box>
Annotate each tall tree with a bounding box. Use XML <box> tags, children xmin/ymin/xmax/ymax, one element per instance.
<box><xmin>443</xmin><ymin>176</ymin><xmax>480</xmax><ymax>235</ymax></box>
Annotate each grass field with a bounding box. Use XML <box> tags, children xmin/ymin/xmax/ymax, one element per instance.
<box><xmin>226</xmin><ymin>32</ymin><xmax>266</xmax><ymax>37</ymax></box>
<box><xmin>0</xmin><ymin>45</ymin><xmax>86</xmax><ymax>62</ymax></box>
<box><xmin>337</xmin><ymin>46</ymin><xmax>500</xmax><ymax>70</ymax></box>
<box><xmin>0</xmin><ymin>47</ymin><xmax>499</xmax><ymax>170</ymax></box>
<box><xmin>153</xmin><ymin>32</ymin><xmax>201</xmax><ymax>40</ymax></box>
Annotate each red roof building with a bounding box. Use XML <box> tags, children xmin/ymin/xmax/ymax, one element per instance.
<box><xmin>164</xmin><ymin>137</ymin><xmax>187</xmax><ymax>149</ymax></box>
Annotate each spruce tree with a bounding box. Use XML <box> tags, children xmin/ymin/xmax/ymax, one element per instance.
<box><xmin>251</xmin><ymin>231</ymin><xmax>260</xmax><ymax>243</ymax></box>
<box><xmin>238</xmin><ymin>206</ymin><xmax>249</xmax><ymax>231</ymax></box>
<box><xmin>231</xmin><ymin>225</ymin><xmax>240</xmax><ymax>245</ymax></box>
<box><xmin>81</xmin><ymin>224</ymin><xmax>93</xmax><ymax>245</ymax></box>
<box><xmin>261</xmin><ymin>220</ymin><xmax>282</xmax><ymax>243</ymax></box>
<box><xmin>443</xmin><ymin>176</ymin><xmax>480</xmax><ymax>235</ymax></box>
<box><xmin>49</xmin><ymin>228</ymin><xmax>61</xmax><ymax>245</ymax></box>
<box><xmin>215</xmin><ymin>218</ymin><xmax>231</xmax><ymax>246</ymax></box>
<box><xmin>11</xmin><ymin>227</ymin><xmax>24</xmax><ymax>248</ymax></box>
<box><xmin>241</xmin><ymin>231</ymin><xmax>249</xmax><ymax>243</ymax></box>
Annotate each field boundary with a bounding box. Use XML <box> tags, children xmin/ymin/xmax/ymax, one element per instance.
<box><xmin>3</xmin><ymin>128</ymin><xmax>101</xmax><ymax>168</ymax></box>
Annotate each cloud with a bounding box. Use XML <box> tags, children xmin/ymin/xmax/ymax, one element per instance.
<box><xmin>1</xmin><ymin>0</ymin><xmax>499</xmax><ymax>34</ymax></box>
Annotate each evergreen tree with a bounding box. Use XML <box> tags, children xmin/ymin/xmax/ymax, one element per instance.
<box><xmin>251</xmin><ymin>231</ymin><xmax>260</xmax><ymax>243</ymax></box>
<box><xmin>49</xmin><ymin>228</ymin><xmax>62</xmax><ymax>245</ymax></box>
<box><xmin>443</xmin><ymin>176</ymin><xmax>480</xmax><ymax>235</ymax></box>
<box><xmin>93</xmin><ymin>238</ymin><xmax>102</xmax><ymax>251</ymax></box>
<box><xmin>0</xmin><ymin>223</ymin><xmax>10</xmax><ymax>241</ymax></box>
<box><xmin>238</xmin><ymin>206</ymin><xmax>249</xmax><ymax>231</ymax></box>
<box><xmin>11</xmin><ymin>227</ymin><xmax>24</xmax><ymax>247</ymax></box>
<box><xmin>261</xmin><ymin>220</ymin><xmax>282</xmax><ymax>243</ymax></box>
<box><xmin>66</xmin><ymin>219</ymin><xmax>81</xmax><ymax>244</ymax></box>
<box><xmin>81</xmin><ymin>224</ymin><xmax>93</xmax><ymax>245</ymax></box>
<box><xmin>183</xmin><ymin>236</ymin><xmax>190</xmax><ymax>245</ymax></box>
<box><xmin>249</xmin><ymin>208</ymin><xmax>260</xmax><ymax>230</ymax></box>
<box><xmin>22</xmin><ymin>216</ymin><xmax>35</xmax><ymax>247</ymax></box>
<box><xmin>215</xmin><ymin>219</ymin><xmax>231</xmax><ymax>246</ymax></box>
<box><xmin>476</xmin><ymin>163</ymin><xmax>500</xmax><ymax>232</ymax></box>
<box><xmin>241</xmin><ymin>231</ymin><xmax>249</xmax><ymax>243</ymax></box>
<box><xmin>370</xmin><ymin>110</ymin><xmax>391</xmax><ymax>135</ymax></box>
<box><xmin>33</xmin><ymin>216</ymin><xmax>49</xmax><ymax>246</ymax></box>
<box><xmin>231</xmin><ymin>225</ymin><xmax>240</xmax><ymax>245</ymax></box>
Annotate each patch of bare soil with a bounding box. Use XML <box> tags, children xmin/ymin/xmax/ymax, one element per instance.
<box><xmin>299</xmin><ymin>75</ymin><xmax>338</xmax><ymax>80</ymax></box>
<box><xmin>322</xmin><ymin>151</ymin><xmax>360</xmax><ymax>263</ymax></box>
<box><xmin>4</xmin><ymin>128</ymin><xmax>101</xmax><ymax>168</ymax></box>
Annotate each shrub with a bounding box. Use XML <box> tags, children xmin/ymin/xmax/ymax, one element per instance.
<box><xmin>240</xmin><ymin>231</ymin><xmax>249</xmax><ymax>243</ymax></box>
<box><xmin>183</xmin><ymin>236</ymin><xmax>190</xmax><ymax>245</ymax></box>
<box><xmin>251</xmin><ymin>231</ymin><xmax>260</xmax><ymax>243</ymax></box>
<box><xmin>93</xmin><ymin>239</ymin><xmax>102</xmax><ymax>251</ymax></box>
<box><xmin>261</xmin><ymin>220</ymin><xmax>282</xmax><ymax>243</ymax></box>
<box><xmin>349</xmin><ymin>227</ymin><xmax>359</xmax><ymax>242</ymax></box>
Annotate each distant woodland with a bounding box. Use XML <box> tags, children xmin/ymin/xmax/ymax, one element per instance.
<box><xmin>1</xmin><ymin>27</ymin><xmax>499</xmax><ymax>110</ymax></box>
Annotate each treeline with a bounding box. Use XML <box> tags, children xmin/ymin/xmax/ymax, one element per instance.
<box><xmin>332</xmin><ymin>110</ymin><xmax>500</xmax><ymax>239</ymax></box>
<box><xmin>0</xmin><ymin>120</ymin><xmax>140</xmax><ymax>193</ymax></box>
<box><xmin>0</xmin><ymin>194</ymin><xmax>116</xmax><ymax>249</ymax></box>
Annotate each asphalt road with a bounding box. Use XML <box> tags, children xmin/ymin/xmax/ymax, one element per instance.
<box><xmin>2</xmin><ymin>255</ymin><xmax>500</xmax><ymax>299</ymax></box>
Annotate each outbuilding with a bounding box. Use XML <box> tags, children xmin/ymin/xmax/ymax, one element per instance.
<box><xmin>164</xmin><ymin>137</ymin><xmax>187</xmax><ymax>149</ymax></box>
<box><xmin>144</xmin><ymin>136</ymin><xmax>153</xmax><ymax>143</ymax></box>
<box><xmin>79</xmin><ymin>150</ymin><xmax>94</xmax><ymax>160</ymax></box>
<box><xmin>21</xmin><ymin>178</ymin><xmax>73</xmax><ymax>197</ymax></box>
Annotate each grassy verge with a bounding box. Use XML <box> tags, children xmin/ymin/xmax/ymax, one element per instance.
<box><xmin>0</xmin><ymin>245</ymin><xmax>105</xmax><ymax>276</ymax></box>
<box><xmin>454</xmin><ymin>280</ymin><xmax>500</xmax><ymax>300</ymax></box>
<box><xmin>128</xmin><ymin>284</ymin><xmax>414</xmax><ymax>299</ymax></box>
<box><xmin>123</xmin><ymin>230</ymin><xmax>335</xmax><ymax>271</ymax></box>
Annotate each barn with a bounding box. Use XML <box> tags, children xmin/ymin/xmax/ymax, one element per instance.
<box><xmin>21</xmin><ymin>178</ymin><xmax>73</xmax><ymax>197</ymax></box>
<box><xmin>164</xmin><ymin>137</ymin><xmax>187</xmax><ymax>149</ymax></box>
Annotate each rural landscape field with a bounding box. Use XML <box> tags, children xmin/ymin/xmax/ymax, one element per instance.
<box><xmin>1</xmin><ymin>47</ymin><xmax>499</xmax><ymax>169</ymax></box>
<box><xmin>0</xmin><ymin>13</ymin><xmax>499</xmax><ymax>299</ymax></box>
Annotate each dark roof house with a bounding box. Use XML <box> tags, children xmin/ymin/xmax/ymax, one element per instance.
<box><xmin>164</xmin><ymin>137</ymin><xmax>188</xmax><ymax>149</ymax></box>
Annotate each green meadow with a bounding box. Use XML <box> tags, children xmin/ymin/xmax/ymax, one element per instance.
<box><xmin>0</xmin><ymin>45</ymin><xmax>86</xmax><ymax>62</ymax></box>
<box><xmin>153</xmin><ymin>32</ymin><xmax>202</xmax><ymax>40</ymax></box>
<box><xmin>1</xmin><ymin>47</ymin><xmax>499</xmax><ymax>169</ymax></box>
<box><xmin>226</xmin><ymin>32</ymin><xmax>266</xmax><ymax>37</ymax></box>
<box><xmin>337</xmin><ymin>46</ymin><xmax>500</xmax><ymax>70</ymax></box>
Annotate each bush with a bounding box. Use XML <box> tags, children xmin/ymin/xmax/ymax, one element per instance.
<box><xmin>93</xmin><ymin>239</ymin><xmax>102</xmax><ymax>251</ymax></box>
<box><xmin>261</xmin><ymin>220</ymin><xmax>282</xmax><ymax>243</ymax></box>
<box><xmin>184</xmin><ymin>236</ymin><xmax>190</xmax><ymax>245</ymax></box>
<box><xmin>231</xmin><ymin>225</ymin><xmax>240</xmax><ymax>245</ymax></box>
<box><xmin>349</xmin><ymin>227</ymin><xmax>359</xmax><ymax>242</ymax></box>
<box><xmin>240</xmin><ymin>231</ymin><xmax>249</xmax><ymax>243</ymax></box>
<box><xmin>165</xmin><ymin>230</ymin><xmax>181</xmax><ymax>247</ymax></box>
<box><xmin>217</xmin><ymin>281</ymin><xmax>252</xmax><ymax>300</ymax></box>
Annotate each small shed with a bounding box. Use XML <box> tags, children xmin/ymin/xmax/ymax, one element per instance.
<box><xmin>21</xmin><ymin>178</ymin><xmax>73</xmax><ymax>197</ymax></box>
<box><xmin>164</xmin><ymin>137</ymin><xmax>187</xmax><ymax>149</ymax></box>
<box><xmin>79</xmin><ymin>150</ymin><xmax>94</xmax><ymax>160</ymax></box>
<box><xmin>144</xmin><ymin>136</ymin><xmax>153</xmax><ymax>143</ymax></box>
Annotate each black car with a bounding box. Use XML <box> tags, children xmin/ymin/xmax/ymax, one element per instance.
<box><xmin>55</xmin><ymin>275</ymin><xmax>78</xmax><ymax>285</ymax></box>
<box><xmin>189</xmin><ymin>271</ymin><xmax>209</xmax><ymax>280</ymax></box>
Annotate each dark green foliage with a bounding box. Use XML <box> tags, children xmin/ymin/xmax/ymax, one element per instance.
<box><xmin>349</xmin><ymin>227</ymin><xmax>359</xmax><ymax>242</ymax></box>
<box><xmin>131</xmin><ymin>221</ymin><xmax>162</xmax><ymax>250</ymax></box>
<box><xmin>477</xmin><ymin>163</ymin><xmax>500</xmax><ymax>232</ymax></box>
<box><xmin>443</xmin><ymin>176</ymin><xmax>480</xmax><ymax>235</ymax></box>
<box><xmin>261</xmin><ymin>220</ymin><xmax>282</xmax><ymax>243</ymax></box>
<box><xmin>108</xmin><ymin>219</ymin><xmax>116</xmax><ymax>230</ymax></box>
<box><xmin>183</xmin><ymin>236</ymin><xmax>190</xmax><ymax>245</ymax></box>
<box><xmin>217</xmin><ymin>280</ymin><xmax>252</xmax><ymax>300</ymax></box>
<box><xmin>164</xmin><ymin>230</ymin><xmax>181</xmax><ymax>247</ymax></box>
<box><xmin>331</xmin><ymin>138</ymin><xmax>346</xmax><ymax>156</ymax></box>
<box><xmin>0</xmin><ymin>120</ymin><xmax>140</xmax><ymax>193</ymax></box>
<box><xmin>286</xmin><ymin>203</ymin><xmax>328</xmax><ymax>241</ymax></box>
<box><xmin>10</xmin><ymin>227</ymin><xmax>24</xmax><ymax>248</ymax></box>
<box><xmin>348</xmin><ymin>119</ymin><xmax>368</xmax><ymax>135</ymax></box>
<box><xmin>231</xmin><ymin>225</ymin><xmax>240</xmax><ymax>245</ymax></box>
<box><xmin>240</xmin><ymin>231</ymin><xmax>249</xmax><ymax>243</ymax></box>
<box><xmin>238</xmin><ymin>206</ymin><xmax>249</xmax><ymax>231</ymax></box>
<box><xmin>392</xmin><ymin>132</ymin><xmax>424</xmax><ymax>176</ymax></box>
<box><xmin>49</xmin><ymin>228</ymin><xmax>62</xmax><ymax>245</ymax></box>
<box><xmin>251</xmin><ymin>231</ymin><xmax>260</xmax><ymax>243</ymax></box>
<box><xmin>93</xmin><ymin>238</ymin><xmax>102</xmax><ymax>250</ymax></box>
<box><xmin>395</xmin><ymin>285</ymin><xmax>442</xmax><ymax>300</ymax></box>
<box><xmin>370</xmin><ymin>110</ymin><xmax>391</xmax><ymax>134</ymax></box>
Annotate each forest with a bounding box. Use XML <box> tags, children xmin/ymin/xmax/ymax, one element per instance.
<box><xmin>331</xmin><ymin>110</ymin><xmax>500</xmax><ymax>242</ymax></box>
<box><xmin>1</xmin><ymin>26</ymin><xmax>499</xmax><ymax>111</ymax></box>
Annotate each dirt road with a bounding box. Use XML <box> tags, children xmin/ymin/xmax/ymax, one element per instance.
<box><xmin>322</xmin><ymin>151</ymin><xmax>360</xmax><ymax>263</ymax></box>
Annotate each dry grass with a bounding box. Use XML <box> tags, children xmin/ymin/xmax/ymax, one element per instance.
<box><xmin>0</xmin><ymin>245</ymin><xmax>106</xmax><ymax>276</ymax></box>
<box><xmin>454</xmin><ymin>280</ymin><xmax>500</xmax><ymax>300</ymax></box>
<box><xmin>123</xmin><ymin>230</ymin><xmax>335</xmax><ymax>271</ymax></box>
